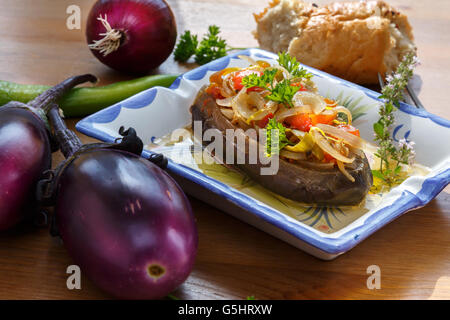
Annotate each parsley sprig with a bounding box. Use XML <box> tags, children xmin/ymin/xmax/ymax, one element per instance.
<box><xmin>241</xmin><ymin>68</ymin><xmax>277</xmax><ymax>89</ymax></box>
<box><xmin>267</xmin><ymin>79</ymin><xmax>302</xmax><ymax>107</ymax></box>
<box><xmin>265</xmin><ymin>118</ymin><xmax>293</xmax><ymax>155</ymax></box>
<box><xmin>372</xmin><ymin>52</ymin><xmax>419</xmax><ymax>189</ymax></box>
<box><xmin>277</xmin><ymin>52</ymin><xmax>313</xmax><ymax>80</ymax></box>
<box><xmin>241</xmin><ymin>52</ymin><xmax>313</xmax><ymax>108</ymax></box>
<box><xmin>242</xmin><ymin>71</ymin><xmax>299</xmax><ymax>108</ymax></box>
<box><xmin>174</xmin><ymin>25</ymin><xmax>244</xmax><ymax>65</ymax></box>
<box><xmin>173</xmin><ymin>31</ymin><xmax>198</xmax><ymax>62</ymax></box>
<box><xmin>195</xmin><ymin>25</ymin><xmax>227</xmax><ymax>65</ymax></box>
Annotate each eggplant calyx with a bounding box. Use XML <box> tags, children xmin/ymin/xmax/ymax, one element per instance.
<box><xmin>3</xmin><ymin>102</ymin><xmax>51</xmax><ymax>132</ymax></box>
<box><xmin>26</xmin><ymin>107</ymin><xmax>60</xmax><ymax>152</ymax></box>
<box><xmin>36</xmin><ymin>168</ymin><xmax>64</xmax><ymax>237</ymax></box>
<box><xmin>35</xmin><ymin>169</ymin><xmax>60</xmax><ymax>236</ymax></box>
<box><xmin>5</xmin><ymin>103</ymin><xmax>59</xmax><ymax>152</ymax></box>
<box><xmin>112</xmin><ymin>126</ymin><xmax>144</xmax><ymax>156</ymax></box>
<box><xmin>36</xmin><ymin>169</ymin><xmax>57</xmax><ymax>206</ymax></box>
<box><xmin>148</xmin><ymin>153</ymin><xmax>168</xmax><ymax>169</ymax></box>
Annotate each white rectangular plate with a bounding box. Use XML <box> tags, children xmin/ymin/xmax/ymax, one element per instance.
<box><xmin>76</xmin><ymin>49</ymin><xmax>450</xmax><ymax>260</ymax></box>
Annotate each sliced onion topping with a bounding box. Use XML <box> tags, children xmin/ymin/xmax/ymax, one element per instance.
<box><xmin>231</xmin><ymin>87</ymin><xmax>255</xmax><ymax>120</ymax></box>
<box><xmin>274</xmin><ymin>105</ymin><xmax>312</xmax><ymax>122</ymax></box>
<box><xmin>220</xmin><ymin>108</ymin><xmax>234</xmax><ymax>120</ymax></box>
<box><xmin>315</xmin><ymin>123</ymin><xmax>365</xmax><ymax>149</ymax></box>
<box><xmin>272</xmin><ymin>65</ymin><xmax>290</xmax><ymax>79</ymax></box>
<box><xmin>337</xmin><ymin>160</ymin><xmax>355</xmax><ymax>182</ymax></box>
<box><xmin>248</xmin><ymin>91</ymin><xmax>266</xmax><ymax>110</ymax></box>
<box><xmin>333</xmin><ymin>106</ymin><xmax>352</xmax><ymax>125</ymax></box>
<box><xmin>220</xmin><ymin>72</ymin><xmax>236</xmax><ymax>97</ymax></box>
<box><xmin>311</xmin><ymin>129</ymin><xmax>354</xmax><ymax>163</ymax></box>
<box><xmin>293</xmin><ymin>91</ymin><xmax>326</xmax><ymax>114</ymax></box>
<box><xmin>216</xmin><ymin>97</ymin><xmax>233</xmax><ymax>107</ymax></box>
<box><xmin>288</xmin><ymin>128</ymin><xmax>306</xmax><ymax>139</ymax></box>
<box><xmin>280</xmin><ymin>150</ymin><xmax>307</xmax><ymax>160</ymax></box>
<box><xmin>246</xmin><ymin>109</ymin><xmax>273</xmax><ymax>123</ymax></box>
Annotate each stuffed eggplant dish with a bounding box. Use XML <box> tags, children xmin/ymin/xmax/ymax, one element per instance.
<box><xmin>190</xmin><ymin>53</ymin><xmax>373</xmax><ymax>205</ymax></box>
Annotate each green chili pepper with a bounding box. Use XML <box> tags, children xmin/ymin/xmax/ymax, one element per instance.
<box><xmin>0</xmin><ymin>74</ymin><xmax>179</xmax><ymax>118</ymax></box>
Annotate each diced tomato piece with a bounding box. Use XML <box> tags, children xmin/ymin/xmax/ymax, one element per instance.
<box><xmin>233</xmin><ymin>69</ymin><xmax>263</xmax><ymax>91</ymax></box>
<box><xmin>209</xmin><ymin>67</ymin><xmax>239</xmax><ymax>85</ymax></box>
<box><xmin>247</xmin><ymin>86</ymin><xmax>265</xmax><ymax>93</ymax></box>
<box><xmin>337</xmin><ymin>124</ymin><xmax>360</xmax><ymax>137</ymax></box>
<box><xmin>206</xmin><ymin>83</ymin><xmax>224</xmax><ymax>99</ymax></box>
<box><xmin>323</xmin><ymin>152</ymin><xmax>336</xmax><ymax>163</ymax></box>
<box><xmin>310</xmin><ymin>113</ymin><xmax>336</xmax><ymax>125</ymax></box>
<box><xmin>290</xmin><ymin>82</ymin><xmax>307</xmax><ymax>91</ymax></box>
<box><xmin>257</xmin><ymin>113</ymin><xmax>274</xmax><ymax>128</ymax></box>
<box><xmin>286</xmin><ymin>113</ymin><xmax>312</xmax><ymax>132</ymax></box>
<box><xmin>209</xmin><ymin>70</ymin><xmax>225</xmax><ymax>85</ymax></box>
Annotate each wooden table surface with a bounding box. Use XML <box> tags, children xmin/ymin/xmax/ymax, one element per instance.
<box><xmin>0</xmin><ymin>0</ymin><xmax>449</xmax><ymax>300</ymax></box>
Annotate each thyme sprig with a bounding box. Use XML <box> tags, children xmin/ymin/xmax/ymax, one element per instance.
<box><xmin>372</xmin><ymin>52</ymin><xmax>420</xmax><ymax>188</ymax></box>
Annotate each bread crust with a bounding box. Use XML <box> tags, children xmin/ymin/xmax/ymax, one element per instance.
<box><xmin>254</xmin><ymin>0</ymin><xmax>416</xmax><ymax>84</ymax></box>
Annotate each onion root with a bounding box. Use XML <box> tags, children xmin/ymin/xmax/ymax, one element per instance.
<box><xmin>88</xmin><ymin>14</ymin><xmax>123</xmax><ymax>57</ymax></box>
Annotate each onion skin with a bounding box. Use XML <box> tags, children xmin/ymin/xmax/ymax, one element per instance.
<box><xmin>0</xmin><ymin>108</ymin><xmax>50</xmax><ymax>230</ymax></box>
<box><xmin>55</xmin><ymin>149</ymin><xmax>197</xmax><ymax>299</ymax></box>
<box><xmin>86</xmin><ymin>0</ymin><xmax>177</xmax><ymax>74</ymax></box>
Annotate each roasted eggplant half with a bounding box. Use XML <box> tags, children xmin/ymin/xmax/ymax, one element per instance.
<box><xmin>190</xmin><ymin>54</ymin><xmax>373</xmax><ymax>206</ymax></box>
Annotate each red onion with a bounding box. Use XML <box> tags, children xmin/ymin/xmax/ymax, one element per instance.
<box><xmin>86</xmin><ymin>0</ymin><xmax>177</xmax><ymax>74</ymax></box>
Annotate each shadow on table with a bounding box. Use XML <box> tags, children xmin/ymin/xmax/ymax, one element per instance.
<box><xmin>173</xmin><ymin>191</ymin><xmax>449</xmax><ymax>300</ymax></box>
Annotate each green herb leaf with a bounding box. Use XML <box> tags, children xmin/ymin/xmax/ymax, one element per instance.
<box><xmin>242</xmin><ymin>53</ymin><xmax>312</xmax><ymax>108</ymax></box>
<box><xmin>373</xmin><ymin>52</ymin><xmax>418</xmax><ymax>189</ymax></box>
<box><xmin>373</xmin><ymin>122</ymin><xmax>384</xmax><ymax>137</ymax></box>
<box><xmin>266</xmin><ymin>79</ymin><xmax>300</xmax><ymax>108</ymax></box>
<box><xmin>242</xmin><ymin>69</ymin><xmax>277</xmax><ymax>90</ymax></box>
<box><xmin>194</xmin><ymin>25</ymin><xmax>228</xmax><ymax>65</ymax></box>
<box><xmin>243</xmin><ymin>70</ymin><xmax>302</xmax><ymax>108</ymax></box>
<box><xmin>385</xmin><ymin>101</ymin><xmax>394</xmax><ymax>114</ymax></box>
<box><xmin>371</xmin><ymin>170</ymin><xmax>385</xmax><ymax>180</ymax></box>
<box><xmin>277</xmin><ymin>52</ymin><xmax>312</xmax><ymax>79</ymax></box>
<box><xmin>174</xmin><ymin>25</ymin><xmax>230</xmax><ymax>65</ymax></box>
<box><xmin>174</xmin><ymin>31</ymin><xmax>198</xmax><ymax>62</ymax></box>
<box><xmin>265</xmin><ymin>118</ymin><xmax>292</xmax><ymax>156</ymax></box>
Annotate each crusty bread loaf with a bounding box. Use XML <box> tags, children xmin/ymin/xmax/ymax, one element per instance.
<box><xmin>254</xmin><ymin>0</ymin><xmax>416</xmax><ymax>84</ymax></box>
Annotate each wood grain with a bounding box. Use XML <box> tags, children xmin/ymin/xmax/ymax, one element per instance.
<box><xmin>0</xmin><ymin>0</ymin><xmax>449</xmax><ymax>300</ymax></box>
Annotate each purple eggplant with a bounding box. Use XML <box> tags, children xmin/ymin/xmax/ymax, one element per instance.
<box><xmin>40</xmin><ymin>106</ymin><xmax>197</xmax><ymax>299</ymax></box>
<box><xmin>0</xmin><ymin>74</ymin><xmax>96</xmax><ymax>230</ymax></box>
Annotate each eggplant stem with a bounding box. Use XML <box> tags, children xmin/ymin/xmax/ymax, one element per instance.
<box><xmin>112</xmin><ymin>126</ymin><xmax>144</xmax><ymax>156</ymax></box>
<box><xmin>48</xmin><ymin>105</ymin><xmax>82</xmax><ymax>158</ymax></box>
<box><xmin>29</xmin><ymin>74</ymin><xmax>97</xmax><ymax>111</ymax></box>
<box><xmin>148</xmin><ymin>153</ymin><xmax>168</xmax><ymax>169</ymax></box>
<box><xmin>88</xmin><ymin>14</ymin><xmax>123</xmax><ymax>56</ymax></box>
